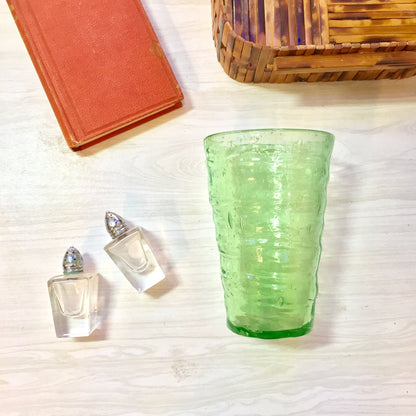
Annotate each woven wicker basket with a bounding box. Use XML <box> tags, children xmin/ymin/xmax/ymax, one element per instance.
<box><xmin>212</xmin><ymin>0</ymin><xmax>416</xmax><ymax>82</ymax></box>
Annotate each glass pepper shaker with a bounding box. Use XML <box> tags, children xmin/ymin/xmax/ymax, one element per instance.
<box><xmin>47</xmin><ymin>247</ymin><xmax>99</xmax><ymax>338</ymax></box>
<box><xmin>104</xmin><ymin>211</ymin><xmax>165</xmax><ymax>293</ymax></box>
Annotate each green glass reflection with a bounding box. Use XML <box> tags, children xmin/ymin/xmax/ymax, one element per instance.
<box><xmin>205</xmin><ymin>129</ymin><xmax>334</xmax><ymax>339</ymax></box>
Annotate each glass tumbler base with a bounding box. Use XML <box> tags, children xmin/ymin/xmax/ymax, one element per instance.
<box><xmin>226</xmin><ymin>319</ymin><xmax>313</xmax><ymax>339</ymax></box>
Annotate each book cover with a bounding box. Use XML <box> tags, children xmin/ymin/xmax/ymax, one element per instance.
<box><xmin>7</xmin><ymin>0</ymin><xmax>183</xmax><ymax>150</ymax></box>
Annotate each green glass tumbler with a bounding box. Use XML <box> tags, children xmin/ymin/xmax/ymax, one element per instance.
<box><xmin>205</xmin><ymin>129</ymin><xmax>334</xmax><ymax>339</ymax></box>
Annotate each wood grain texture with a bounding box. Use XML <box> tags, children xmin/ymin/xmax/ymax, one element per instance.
<box><xmin>214</xmin><ymin>0</ymin><xmax>416</xmax><ymax>82</ymax></box>
<box><xmin>1</xmin><ymin>1</ymin><xmax>416</xmax><ymax>415</ymax></box>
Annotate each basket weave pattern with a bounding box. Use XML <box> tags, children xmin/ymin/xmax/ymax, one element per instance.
<box><xmin>212</xmin><ymin>0</ymin><xmax>416</xmax><ymax>82</ymax></box>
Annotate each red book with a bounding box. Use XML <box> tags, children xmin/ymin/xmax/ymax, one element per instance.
<box><xmin>7</xmin><ymin>0</ymin><xmax>183</xmax><ymax>149</ymax></box>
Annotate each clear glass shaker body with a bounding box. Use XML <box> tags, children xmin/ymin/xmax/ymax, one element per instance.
<box><xmin>48</xmin><ymin>272</ymin><xmax>98</xmax><ymax>338</ymax></box>
<box><xmin>104</xmin><ymin>226</ymin><xmax>165</xmax><ymax>293</ymax></box>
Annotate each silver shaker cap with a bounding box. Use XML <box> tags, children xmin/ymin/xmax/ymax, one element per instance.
<box><xmin>62</xmin><ymin>247</ymin><xmax>84</xmax><ymax>274</ymax></box>
<box><xmin>105</xmin><ymin>211</ymin><xmax>129</xmax><ymax>239</ymax></box>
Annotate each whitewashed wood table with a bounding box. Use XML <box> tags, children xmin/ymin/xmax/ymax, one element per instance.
<box><xmin>1</xmin><ymin>1</ymin><xmax>415</xmax><ymax>415</ymax></box>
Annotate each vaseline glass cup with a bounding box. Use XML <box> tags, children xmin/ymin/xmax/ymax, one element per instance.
<box><xmin>205</xmin><ymin>129</ymin><xmax>334</xmax><ymax>339</ymax></box>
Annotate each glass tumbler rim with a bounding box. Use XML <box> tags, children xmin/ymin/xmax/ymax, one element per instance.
<box><xmin>204</xmin><ymin>128</ymin><xmax>335</xmax><ymax>148</ymax></box>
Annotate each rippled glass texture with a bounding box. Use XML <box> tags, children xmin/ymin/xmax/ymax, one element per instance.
<box><xmin>205</xmin><ymin>129</ymin><xmax>334</xmax><ymax>339</ymax></box>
